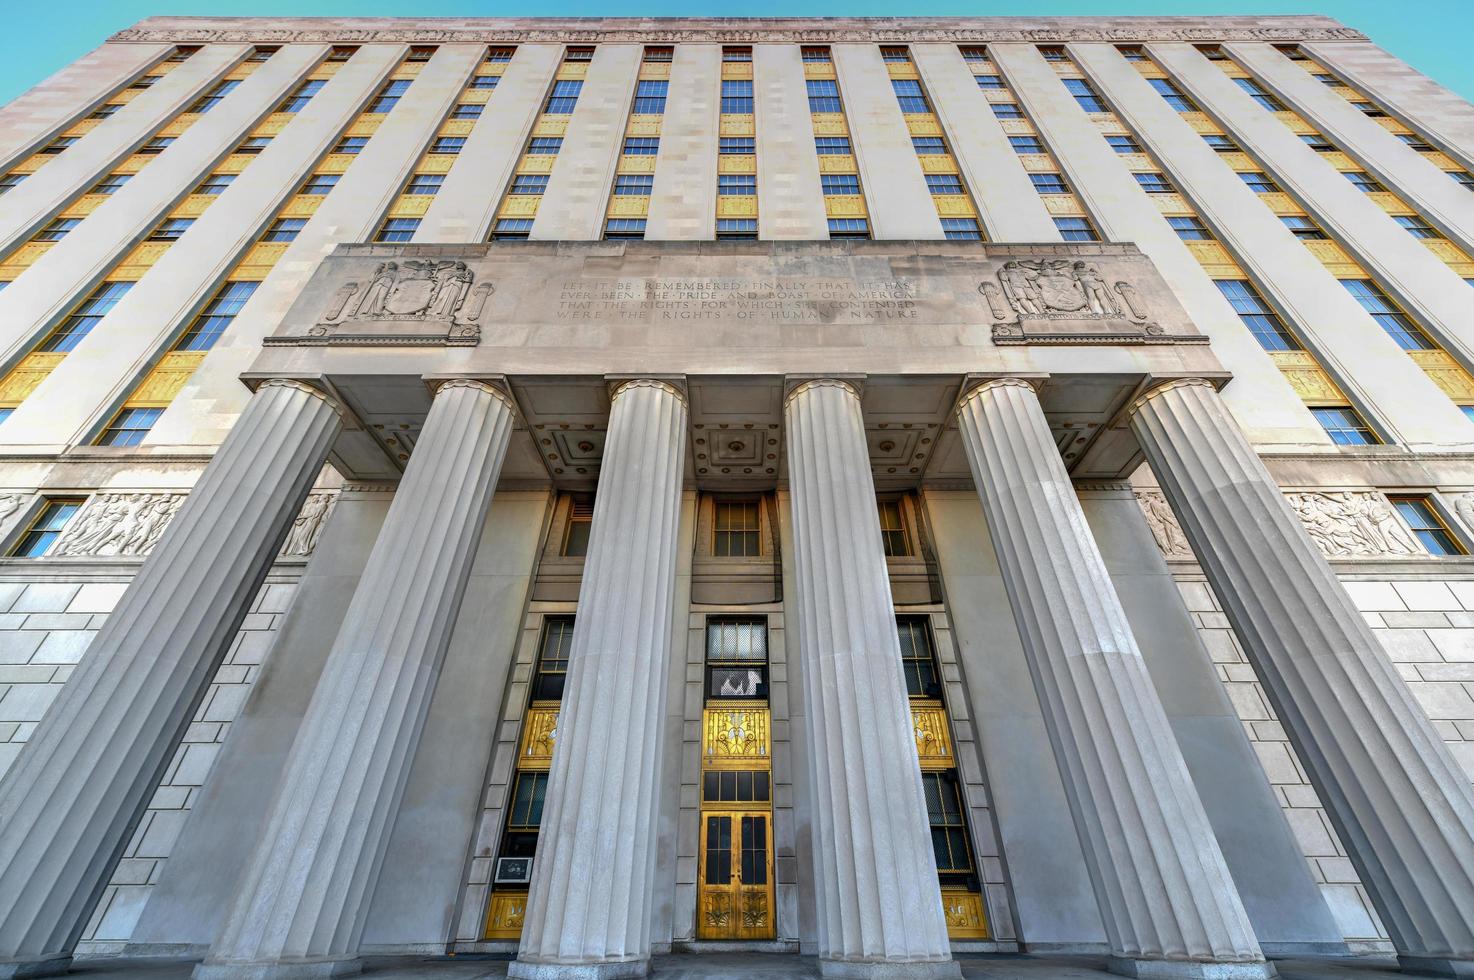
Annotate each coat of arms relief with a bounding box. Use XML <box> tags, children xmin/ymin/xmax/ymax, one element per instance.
<box><xmin>980</xmin><ymin>259</ymin><xmax>1161</xmax><ymax>343</ymax></box>
<box><xmin>310</xmin><ymin>259</ymin><xmax>494</xmax><ymax>344</ymax></box>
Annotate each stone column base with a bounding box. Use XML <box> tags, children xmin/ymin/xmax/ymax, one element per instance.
<box><xmin>1399</xmin><ymin>955</ymin><xmax>1474</xmax><ymax>978</ymax></box>
<box><xmin>191</xmin><ymin>958</ymin><xmax>362</xmax><ymax>980</ymax></box>
<box><xmin>0</xmin><ymin>954</ymin><xmax>71</xmax><ymax>979</ymax></box>
<box><xmin>820</xmin><ymin>958</ymin><xmax>963</xmax><ymax>979</ymax></box>
<box><xmin>506</xmin><ymin>958</ymin><xmax>649</xmax><ymax>979</ymax></box>
<box><xmin>1106</xmin><ymin>956</ymin><xmax>1277</xmax><ymax>979</ymax></box>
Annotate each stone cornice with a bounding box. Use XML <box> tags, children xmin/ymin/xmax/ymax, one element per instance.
<box><xmin>108</xmin><ymin>15</ymin><xmax>1365</xmax><ymax>45</ymax></box>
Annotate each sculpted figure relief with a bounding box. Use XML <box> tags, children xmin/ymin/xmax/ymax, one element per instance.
<box><xmin>1456</xmin><ymin>493</ymin><xmax>1474</xmax><ymax>538</ymax></box>
<box><xmin>281</xmin><ymin>492</ymin><xmax>337</xmax><ymax>557</ymax></box>
<box><xmin>993</xmin><ymin>259</ymin><xmax>1131</xmax><ymax>319</ymax></box>
<box><xmin>1135</xmin><ymin>490</ymin><xmax>1192</xmax><ymax>558</ymax></box>
<box><xmin>53</xmin><ymin>493</ymin><xmax>186</xmax><ymax>558</ymax></box>
<box><xmin>344</xmin><ymin>259</ymin><xmax>480</xmax><ymax>321</ymax></box>
<box><xmin>1288</xmin><ymin>491</ymin><xmax>1421</xmax><ymax>558</ymax></box>
<box><xmin>0</xmin><ymin>493</ymin><xmax>27</xmax><ymax>535</ymax></box>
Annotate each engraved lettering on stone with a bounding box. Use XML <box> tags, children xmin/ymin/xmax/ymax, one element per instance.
<box><xmin>1136</xmin><ymin>490</ymin><xmax>1192</xmax><ymax>558</ymax></box>
<box><xmin>280</xmin><ymin>492</ymin><xmax>337</xmax><ymax>557</ymax></box>
<box><xmin>53</xmin><ymin>493</ymin><xmax>186</xmax><ymax>557</ymax></box>
<box><xmin>1115</xmin><ymin>280</ymin><xmax>1148</xmax><ymax>321</ymax></box>
<box><xmin>1288</xmin><ymin>491</ymin><xmax>1421</xmax><ymax>558</ymax></box>
<box><xmin>324</xmin><ymin>282</ymin><xmax>359</xmax><ymax>322</ymax></box>
<box><xmin>977</xmin><ymin>281</ymin><xmax>1009</xmax><ymax>321</ymax></box>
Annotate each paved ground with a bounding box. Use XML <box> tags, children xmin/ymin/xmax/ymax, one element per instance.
<box><xmin>63</xmin><ymin>952</ymin><xmax>1423</xmax><ymax>979</ymax></box>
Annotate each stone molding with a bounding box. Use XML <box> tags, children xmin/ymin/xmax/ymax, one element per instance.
<box><xmin>956</xmin><ymin>377</ymin><xmax>1038</xmax><ymax>413</ymax></box>
<box><xmin>611</xmin><ymin>377</ymin><xmax>687</xmax><ymax>404</ymax></box>
<box><xmin>783</xmin><ymin>378</ymin><xmax>860</xmax><ymax>407</ymax></box>
<box><xmin>108</xmin><ymin>17</ymin><xmax>1365</xmax><ymax>45</ymax></box>
<box><xmin>434</xmin><ymin>378</ymin><xmax>519</xmax><ymax>413</ymax></box>
<box><xmin>1127</xmin><ymin>377</ymin><xmax>1218</xmax><ymax>418</ymax></box>
<box><xmin>257</xmin><ymin>378</ymin><xmax>346</xmax><ymax>420</ymax></box>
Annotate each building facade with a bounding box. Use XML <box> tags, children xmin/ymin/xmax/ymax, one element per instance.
<box><xmin>0</xmin><ymin>13</ymin><xmax>1473</xmax><ymax>980</ymax></box>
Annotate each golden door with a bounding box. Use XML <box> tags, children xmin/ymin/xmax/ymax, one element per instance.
<box><xmin>697</xmin><ymin>810</ymin><xmax>775</xmax><ymax>940</ymax></box>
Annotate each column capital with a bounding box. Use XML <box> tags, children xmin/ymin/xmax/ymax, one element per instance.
<box><xmin>610</xmin><ymin>377</ymin><xmax>686</xmax><ymax>404</ymax></box>
<box><xmin>956</xmin><ymin>377</ymin><xmax>1040</xmax><ymax>415</ymax></box>
<box><xmin>1126</xmin><ymin>377</ymin><xmax>1218</xmax><ymax>419</ymax></box>
<box><xmin>431</xmin><ymin>377</ymin><xmax>518</xmax><ymax>413</ymax></box>
<box><xmin>254</xmin><ymin>378</ymin><xmax>346</xmax><ymax>421</ymax></box>
<box><xmin>784</xmin><ymin>377</ymin><xmax>861</xmax><ymax>407</ymax></box>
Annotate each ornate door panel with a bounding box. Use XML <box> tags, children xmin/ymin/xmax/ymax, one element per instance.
<box><xmin>697</xmin><ymin>811</ymin><xmax>774</xmax><ymax>940</ymax></box>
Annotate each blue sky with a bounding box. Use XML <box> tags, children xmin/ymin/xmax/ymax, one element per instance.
<box><xmin>1</xmin><ymin>1</ymin><xmax>1471</xmax><ymax>107</ymax></box>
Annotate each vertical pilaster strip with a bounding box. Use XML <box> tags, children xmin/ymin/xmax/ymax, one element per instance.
<box><xmin>784</xmin><ymin>379</ymin><xmax>958</xmax><ymax>980</ymax></box>
<box><xmin>196</xmin><ymin>380</ymin><xmax>515</xmax><ymax>978</ymax></box>
<box><xmin>646</xmin><ymin>45</ymin><xmax>720</xmax><ymax>240</ymax></box>
<box><xmin>0</xmin><ymin>379</ymin><xmax>342</xmax><ymax>979</ymax></box>
<box><xmin>956</xmin><ymin>379</ymin><xmax>1269</xmax><ymax>976</ymax></box>
<box><xmin>753</xmin><ymin>45</ymin><xmax>828</xmax><ymax>240</ymax></box>
<box><xmin>510</xmin><ymin>379</ymin><xmax>686</xmax><ymax>980</ymax></box>
<box><xmin>1129</xmin><ymin>378</ymin><xmax>1474</xmax><ymax>976</ymax></box>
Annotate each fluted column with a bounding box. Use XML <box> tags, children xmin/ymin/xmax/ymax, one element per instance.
<box><xmin>1131</xmin><ymin>379</ymin><xmax>1474</xmax><ymax>977</ymax></box>
<box><xmin>509</xmin><ymin>379</ymin><xmax>687</xmax><ymax>980</ymax></box>
<box><xmin>956</xmin><ymin>379</ymin><xmax>1270</xmax><ymax>979</ymax></box>
<box><xmin>196</xmin><ymin>380</ymin><xmax>516</xmax><ymax>980</ymax></box>
<box><xmin>0</xmin><ymin>380</ymin><xmax>342</xmax><ymax>980</ymax></box>
<box><xmin>784</xmin><ymin>379</ymin><xmax>958</xmax><ymax>980</ymax></box>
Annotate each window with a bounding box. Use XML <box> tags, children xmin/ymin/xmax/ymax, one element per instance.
<box><xmin>716</xmin><ymin>218</ymin><xmax>758</xmax><ymax>240</ymax></box>
<box><xmin>374</xmin><ymin>218</ymin><xmax>420</xmax><ymax>243</ymax></box>
<box><xmin>129</xmin><ymin>76</ymin><xmax>160</xmax><ymax>90</ymax></box>
<box><xmin>564</xmin><ymin>47</ymin><xmax>594</xmax><ymax>62</ymax></box>
<box><xmin>633</xmin><ymin>80</ymin><xmax>668</xmax><ymax>114</ymax></box>
<box><xmin>404</xmin><ymin>174</ymin><xmax>444</xmax><ymax>196</ymax></box>
<box><xmin>1215</xmin><ymin>280</ymin><xmax>1298</xmax><ymax>351</ymax></box>
<box><xmin>1391</xmin><ymin>497</ymin><xmax>1464</xmax><ymax>556</ymax></box>
<box><xmin>1149</xmin><ymin>78</ymin><xmax>1198</xmax><ymax>112</ymax></box>
<box><xmin>718</xmin><ymin>174</ymin><xmax>756</xmax><ymax>196</ymax></box>
<box><xmin>1063</xmin><ymin>78</ymin><xmax>1107</xmax><ymax>112</ymax></box>
<box><xmin>1202</xmin><ymin>134</ymin><xmax>1239</xmax><ymax>152</ymax></box>
<box><xmin>35</xmin><ymin>219</ymin><xmax>79</xmax><ymax>242</ymax></box>
<box><xmin>486</xmin><ymin>47</ymin><xmax>515</xmax><ymax>63</ymax></box>
<box><xmin>623</xmin><ymin>137</ymin><xmax>659</xmax><ymax>155</ymax></box>
<box><xmin>166</xmin><ymin>47</ymin><xmax>198</xmax><ymax>62</ymax></box>
<box><xmin>327</xmin><ymin>46</ymin><xmax>357</xmax><ymax>62</ymax></box>
<box><xmin>1280</xmin><ymin>215</ymin><xmax>1328</xmax><ymax>240</ymax></box>
<box><xmin>1351</xmin><ymin>101</ymin><xmax>1388</xmax><ymax>118</ymax></box>
<box><xmin>1341</xmin><ymin>279</ymin><xmax>1434</xmax><ymax>350</ymax></box>
<box><xmin>893</xmin><ymin>79</ymin><xmax>930</xmax><ymax>114</ymax></box>
<box><xmin>990</xmin><ymin>102</ymin><xmax>1024</xmax><ymax>120</ymax></box>
<box><xmin>878</xmin><ymin>498</ymin><xmax>910</xmax><ymax>556</ymax></box>
<box><xmin>604</xmin><ymin>218</ymin><xmax>646</xmax><ymax>239</ymax></box>
<box><xmin>492</xmin><ymin>218</ymin><xmax>532</xmax><ymax>240</ymax></box>
<box><xmin>1134</xmin><ymin>172</ymin><xmax>1175</xmax><ymax>194</ymax></box>
<box><xmin>11</xmin><ymin>499</ymin><xmax>83</xmax><ymax>557</ymax></box>
<box><xmin>1167</xmin><ymin>215</ymin><xmax>1213</xmax><ymax>240</ymax></box>
<box><xmin>510</xmin><ymin>175</ymin><xmax>548</xmax><ymax>195</ymax></box>
<box><xmin>1039</xmin><ymin>45</ymin><xmax>1068</xmax><ymax>62</ymax></box>
<box><xmin>1030</xmin><ymin>173</ymin><xmax>1070</xmax><ymax>194</ymax></box>
<box><xmin>261</xmin><ymin>218</ymin><xmax>305</xmax><ymax>242</ymax></box>
<box><xmin>138</xmin><ymin>137</ymin><xmax>175</xmax><ymax>154</ymax></box>
<box><xmin>706</xmin><ymin>618</ymin><xmax>768</xmax><ymax>701</ymax></box>
<box><xmin>1343</xmin><ymin>171</ymin><xmax>1386</xmax><ymax>193</ymax></box>
<box><xmin>467</xmin><ymin>72</ymin><xmax>500</xmax><ymax>93</ymax></box>
<box><xmin>192</xmin><ymin>173</ymin><xmax>231</xmax><ymax>195</ymax></box>
<box><xmin>43</xmin><ymin>282</ymin><xmax>132</xmax><ymax>352</ymax></box>
<box><xmin>0</xmin><ymin>174</ymin><xmax>25</xmax><ymax>195</ymax></box>
<box><xmin>1232</xmin><ymin>77</ymin><xmax>1286</xmax><ymax>111</ymax></box>
<box><xmin>942</xmin><ymin>217</ymin><xmax>982</xmax><ymax>240</ymax></box>
<box><xmin>974</xmin><ymin>74</ymin><xmax>1005</xmax><ymax>90</ymax></box>
<box><xmin>1311</xmin><ymin>72</ymin><xmax>1343</xmax><ymax>86</ymax></box>
<box><xmin>1278</xmin><ymin>45</ymin><xmax>1310</xmax><ymax>61</ymax></box>
<box><xmin>507</xmin><ymin>772</ymin><xmax>548</xmax><ymax>829</ymax></box>
<box><xmin>188</xmin><ymin>80</ymin><xmax>239</xmax><ymax>114</ymax></box>
<box><xmin>562</xmin><ymin>495</ymin><xmax>593</xmax><ymax>555</ymax></box>
<box><xmin>248</xmin><ymin>46</ymin><xmax>279</xmax><ymax>62</ymax></box>
<box><xmin>528</xmin><ymin>137</ymin><xmax>563</xmax><ymax>155</ymax></box>
<box><xmin>406</xmin><ymin>46</ymin><xmax>436</xmax><ymax>62</ymax></box>
<box><xmin>923</xmin><ymin>772</ymin><xmax>973</xmax><ymax>873</ymax></box>
<box><xmin>1009</xmin><ymin>136</ymin><xmax>1045</xmax><ymax>154</ymax></box>
<box><xmin>451</xmin><ymin>103</ymin><xmax>483</xmax><ymax>120</ymax></box>
<box><xmin>1311</xmin><ymin>406</ymin><xmax>1379</xmax><ymax>446</ymax></box>
<box><xmin>807</xmin><ymin>79</ymin><xmax>842</xmax><ymax>113</ymax></box>
<box><xmin>815</xmin><ymin>137</ymin><xmax>852</xmax><ymax>155</ymax></box>
<box><xmin>720</xmin><ymin>137</ymin><xmax>756</xmax><ymax>155</ymax></box>
<box><xmin>801</xmin><ymin>46</ymin><xmax>831</xmax><ymax>63</ymax></box>
<box><xmin>897</xmin><ymin>618</ymin><xmax>939</xmax><ymax>697</ymax></box>
<box><xmin>1394</xmin><ymin>215</ymin><xmax>1442</xmax><ymax>240</ymax></box>
<box><xmin>539</xmin><ymin>79</ymin><xmax>577</xmax><ymax>112</ymax></box>
<box><xmin>1448</xmin><ymin>171</ymin><xmax>1474</xmax><ymax>191</ymax></box>
<box><xmin>880</xmin><ymin>47</ymin><xmax>910</xmax><ymax>64</ymax></box>
<box><xmin>146</xmin><ymin>218</ymin><xmax>194</xmax><ymax>242</ymax></box>
<box><xmin>925</xmin><ymin>174</ymin><xmax>964</xmax><ymax>195</ymax></box>
<box><xmin>89</xmin><ymin>104</ymin><xmax>122</xmax><ymax>119</ymax></box>
<box><xmin>1238</xmin><ymin>171</ymin><xmax>1281</xmax><ymax>194</ymax></box>
<box><xmin>1118</xmin><ymin>46</ymin><xmax>1148</xmax><ymax>62</ymax></box>
<box><xmin>1397</xmin><ymin>133</ymin><xmax>1435</xmax><ymax>152</ymax></box>
<box><xmin>1106</xmin><ymin>135</ymin><xmax>1142</xmax><ymax>154</ymax></box>
<box><xmin>720</xmin><ymin>80</ymin><xmax>753</xmax><ymax>115</ymax></box>
<box><xmin>643</xmin><ymin>46</ymin><xmax>673</xmax><ymax>62</ymax></box>
<box><xmin>430</xmin><ymin>137</ymin><xmax>466</xmax><ymax>154</ymax></box>
<box><xmin>612</xmin><ymin>174</ymin><xmax>654</xmax><ymax>196</ymax></box>
<box><xmin>960</xmin><ymin>46</ymin><xmax>989</xmax><ymax>64</ymax></box>
<box><xmin>178</xmin><ymin>281</ymin><xmax>258</xmax><ymax>350</ymax></box>
<box><xmin>911</xmin><ymin>136</ymin><xmax>945</xmax><ymax>155</ymax></box>
<box><xmin>333</xmin><ymin>136</ymin><xmax>368</xmax><ymax>155</ymax></box>
<box><xmin>1054</xmin><ymin>217</ymin><xmax>1099</xmax><ymax>242</ymax></box>
<box><xmin>533</xmin><ymin>617</ymin><xmax>574</xmax><ymax>701</ymax></box>
<box><xmin>821</xmin><ymin>174</ymin><xmax>861</xmax><ymax>196</ymax></box>
<box><xmin>92</xmin><ymin>173</ymin><xmax>132</xmax><ymax>195</ymax></box>
<box><xmin>713</xmin><ymin>499</ymin><xmax>760</xmax><ymax>557</ymax></box>
<box><xmin>703</xmin><ymin>771</ymin><xmax>771</xmax><ymax>804</ymax></box>
<box><xmin>277</xmin><ymin>79</ymin><xmax>325</xmax><ymax>113</ymax></box>
<box><xmin>299</xmin><ymin>173</ymin><xmax>338</xmax><ymax>195</ymax></box>
<box><xmin>828</xmin><ymin>218</ymin><xmax>869</xmax><ymax>240</ymax></box>
<box><xmin>97</xmin><ymin>407</ymin><xmax>164</xmax><ymax>447</ymax></box>
<box><xmin>367</xmin><ymin>79</ymin><xmax>411</xmax><ymax>113</ymax></box>
<box><xmin>1300</xmin><ymin>133</ymin><xmax>1335</xmax><ymax>151</ymax></box>
<box><xmin>236</xmin><ymin>137</ymin><xmax>271</xmax><ymax>154</ymax></box>
<box><xmin>722</xmin><ymin>47</ymin><xmax>752</xmax><ymax>62</ymax></box>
